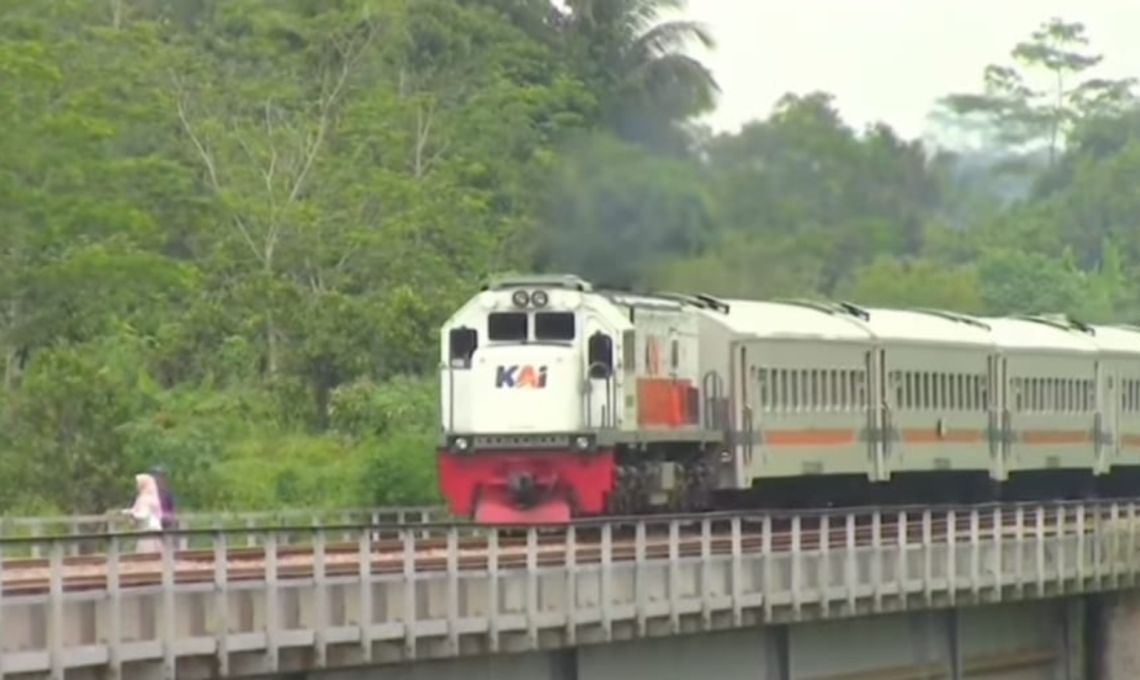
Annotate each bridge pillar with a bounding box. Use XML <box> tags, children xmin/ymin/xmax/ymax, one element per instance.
<box><xmin>1097</xmin><ymin>590</ymin><xmax>1140</xmax><ymax>679</ymax></box>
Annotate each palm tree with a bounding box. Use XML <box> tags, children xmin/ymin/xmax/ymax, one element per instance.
<box><xmin>556</xmin><ymin>0</ymin><xmax>719</xmax><ymax>150</ymax></box>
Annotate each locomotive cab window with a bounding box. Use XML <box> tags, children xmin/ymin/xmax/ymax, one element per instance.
<box><xmin>535</xmin><ymin>312</ymin><xmax>575</xmax><ymax>340</ymax></box>
<box><xmin>488</xmin><ymin>312</ymin><xmax>527</xmax><ymax>341</ymax></box>
<box><xmin>448</xmin><ymin>327</ymin><xmax>477</xmax><ymax>367</ymax></box>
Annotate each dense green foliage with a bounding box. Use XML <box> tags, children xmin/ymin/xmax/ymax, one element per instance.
<box><xmin>2</xmin><ymin>5</ymin><xmax>1138</xmax><ymax>515</ymax></box>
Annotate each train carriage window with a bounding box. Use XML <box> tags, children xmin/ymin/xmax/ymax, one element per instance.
<box><xmin>790</xmin><ymin>370</ymin><xmax>800</xmax><ymax>411</ymax></box>
<box><xmin>622</xmin><ymin>330</ymin><xmax>636</xmax><ymax>372</ymax></box>
<box><xmin>488</xmin><ymin>312</ymin><xmax>527</xmax><ymax>341</ymax></box>
<box><xmin>854</xmin><ymin>371</ymin><xmax>866</xmax><ymax>408</ymax></box>
<box><xmin>534</xmin><ymin>312</ymin><xmax>575</xmax><ymax>341</ymax></box>
<box><xmin>448</xmin><ymin>327</ymin><xmax>478</xmax><ymax>368</ymax></box>
<box><xmin>758</xmin><ymin>368</ymin><xmax>771</xmax><ymax>411</ymax></box>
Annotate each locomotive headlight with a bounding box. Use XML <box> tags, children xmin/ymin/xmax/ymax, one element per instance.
<box><xmin>453</xmin><ymin>436</ymin><xmax>470</xmax><ymax>452</ymax></box>
<box><xmin>511</xmin><ymin>289</ymin><xmax>530</xmax><ymax>307</ymax></box>
<box><xmin>574</xmin><ymin>436</ymin><xmax>590</xmax><ymax>450</ymax></box>
<box><xmin>531</xmin><ymin>290</ymin><xmax>549</xmax><ymax>308</ymax></box>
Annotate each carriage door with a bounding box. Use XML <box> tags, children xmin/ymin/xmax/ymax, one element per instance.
<box><xmin>867</xmin><ymin>349</ymin><xmax>889</xmax><ymax>482</ymax></box>
<box><xmin>986</xmin><ymin>354</ymin><xmax>1006</xmax><ymax>479</ymax></box>
<box><xmin>1098</xmin><ymin>362</ymin><xmax>1117</xmax><ymax>474</ymax></box>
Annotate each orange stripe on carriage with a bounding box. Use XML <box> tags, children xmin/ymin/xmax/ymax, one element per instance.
<box><xmin>901</xmin><ymin>428</ymin><xmax>984</xmax><ymax>444</ymax></box>
<box><xmin>764</xmin><ymin>429</ymin><xmax>857</xmax><ymax>446</ymax></box>
<box><xmin>1020</xmin><ymin>430</ymin><xmax>1091</xmax><ymax>445</ymax></box>
<box><xmin>1121</xmin><ymin>434</ymin><xmax>1140</xmax><ymax>447</ymax></box>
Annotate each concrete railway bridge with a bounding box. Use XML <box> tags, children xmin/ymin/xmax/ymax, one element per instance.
<box><xmin>4</xmin><ymin>500</ymin><xmax>1140</xmax><ymax>680</ymax></box>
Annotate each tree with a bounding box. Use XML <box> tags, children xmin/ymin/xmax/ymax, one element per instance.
<box><xmin>936</xmin><ymin>18</ymin><xmax>1136</xmax><ymax>165</ymax></box>
<box><xmin>554</xmin><ymin>0</ymin><xmax>719</xmax><ymax>151</ymax></box>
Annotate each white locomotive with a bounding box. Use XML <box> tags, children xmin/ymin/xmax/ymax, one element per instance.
<box><xmin>437</xmin><ymin>274</ymin><xmax>1140</xmax><ymax>523</ymax></box>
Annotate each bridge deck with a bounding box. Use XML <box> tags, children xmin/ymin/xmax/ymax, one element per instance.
<box><xmin>1</xmin><ymin>501</ymin><xmax>1137</xmax><ymax>679</ymax></box>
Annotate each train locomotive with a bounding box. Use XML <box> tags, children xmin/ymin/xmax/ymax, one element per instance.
<box><xmin>436</xmin><ymin>273</ymin><xmax>1140</xmax><ymax>523</ymax></box>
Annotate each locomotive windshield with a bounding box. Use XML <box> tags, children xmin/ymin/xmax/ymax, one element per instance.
<box><xmin>535</xmin><ymin>312</ymin><xmax>575</xmax><ymax>340</ymax></box>
<box><xmin>487</xmin><ymin>311</ymin><xmax>576</xmax><ymax>342</ymax></box>
<box><xmin>488</xmin><ymin>312</ymin><xmax>527</xmax><ymax>340</ymax></box>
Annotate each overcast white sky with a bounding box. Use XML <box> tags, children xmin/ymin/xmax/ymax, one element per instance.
<box><xmin>671</xmin><ymin>0</ymin><xmax>1140</xmax><ymax>141</ymax></box>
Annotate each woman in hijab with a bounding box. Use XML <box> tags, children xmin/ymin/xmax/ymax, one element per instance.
<box><xmin>122</xmin><ymin>473</ymin><xmax>164</xmax><ymax>553</ymax></box>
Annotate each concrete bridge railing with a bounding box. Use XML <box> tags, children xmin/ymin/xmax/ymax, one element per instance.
<box><xmin>2</xmin><ymin>500</ymin><xmax>1139</xmax><ymax>679</ymax></box>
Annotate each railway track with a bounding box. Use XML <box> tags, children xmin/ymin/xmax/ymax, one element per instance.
<box><xmin>3</xmin><ymin>500</ymin><xmax>1130</xmax><ymax>597</ymax></box>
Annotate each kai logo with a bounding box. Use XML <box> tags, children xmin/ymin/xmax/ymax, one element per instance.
<box><xmin>495</xmin><ymin>364</ymin><xmax>548</xmax><ymax>389</ymax></box>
